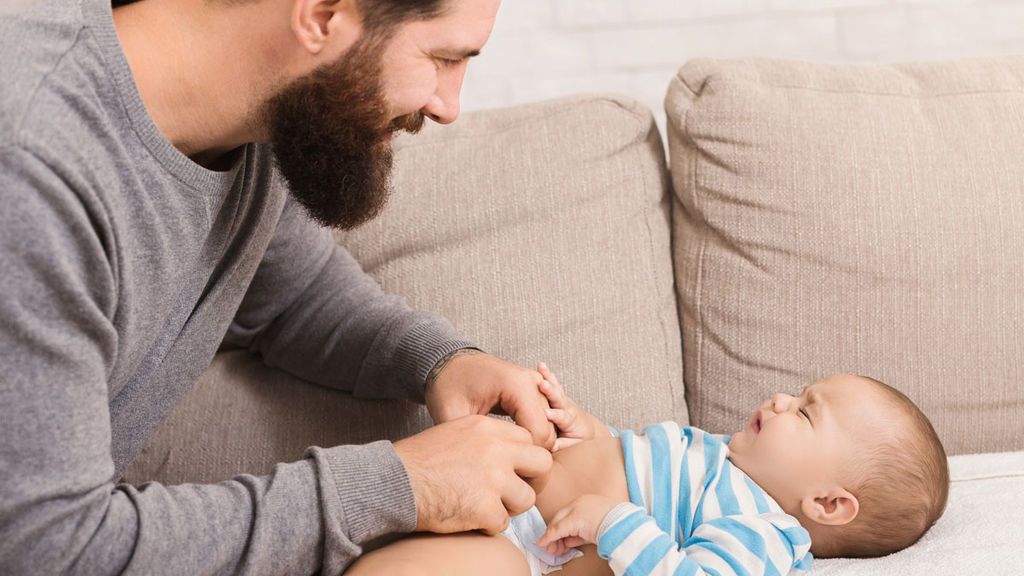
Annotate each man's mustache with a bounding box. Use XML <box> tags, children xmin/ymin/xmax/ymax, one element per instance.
<box><xmin>390</xmin><ymin>112</ymin><xmax>426</xmax><ymax>135</ymax></box>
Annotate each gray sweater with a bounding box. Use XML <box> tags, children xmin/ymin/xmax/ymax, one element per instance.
<box><xmin>0</xmin><ymin>0</ymin><xmax>475</xmax><ymax>573</ymax></box>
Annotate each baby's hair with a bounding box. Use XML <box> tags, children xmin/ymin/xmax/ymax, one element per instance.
<box><xmin>820</xmin><ymin>376</ymin><xmax>949</xmax><ymax>558</ymax></box>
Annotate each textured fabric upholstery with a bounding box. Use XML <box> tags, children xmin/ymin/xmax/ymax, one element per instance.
<box><xmin>667</xmin><ymin>57</ymin><xmax>1024</xmax><ymax>454</ymax></box>
<box><xmin>126</xmin><ymin>94</ymin><xmax>682</xmax><ymax>484</ymax></box>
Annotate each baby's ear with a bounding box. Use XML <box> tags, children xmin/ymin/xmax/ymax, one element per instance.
<box><xmin>800</xmin><ymin>487</ymin><xmax>859</xmax><ymax>527</ymax></box>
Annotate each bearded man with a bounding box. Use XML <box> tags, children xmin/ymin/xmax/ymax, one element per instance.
<box><xmin>0</xmin><ymin>0</ymin><xmax>559</xmax><ymax>573</ymax></box>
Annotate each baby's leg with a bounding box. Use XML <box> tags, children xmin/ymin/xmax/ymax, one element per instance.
<box><xmin>346</xmin><ymin>531</ymin><xmax>531</xmax><ymax>576</ymax></box>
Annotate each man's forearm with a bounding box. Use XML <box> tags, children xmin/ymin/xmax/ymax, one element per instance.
<box><xmin>225</xmin><ymin>200</ymin><xmax>478</xmax><ymax>402</ymax></box>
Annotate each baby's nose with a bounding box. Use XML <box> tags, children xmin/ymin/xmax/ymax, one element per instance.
<box><xmin>771</xmin><ymin>393</ymin><xmax>793</xmax><ymax>412</ymax></box>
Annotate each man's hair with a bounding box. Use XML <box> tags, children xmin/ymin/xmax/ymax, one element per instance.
<box><xmin>820</xmin><ymin>377</ymin><xmax>949</xmax><ymax>558</ymax></box>
<box><xmin>183</xmin><ymin>0</ymin><xmax>449</xmax><ymax>33</ymax></box>
<box><xmin>356</xmin><ymin>0</ymin><xmax>449</xmax><ymax>34</ymax></box>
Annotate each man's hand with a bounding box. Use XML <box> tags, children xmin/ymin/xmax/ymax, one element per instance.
<box><xmin>393</xmin><ymin>415</ymin><xmax>553</xmax><ymax>535</ymax></box>
<box><xmin>536</xmin><ymin>362</ymin><xmax>612</xmax><ymax>451</ymax></box>
<box><xmin>425</xmin><ymin>350</ymin><xmax>556</xmax><ymax>450</ymax></box>
<box><xmin>535</xmin><ymin>494</ymin><xmax>620</xmax><ymax>556</ymax></box>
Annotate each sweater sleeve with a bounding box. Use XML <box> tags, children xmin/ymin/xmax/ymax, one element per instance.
<box><xmin>0</xmin><ymin>146</ymin><xmax>415</xmax><ymax>575</ymax></box>
<box><xmin>596</xmin><ymin>503</ymin><xmax>813</xmax><ymax>576</ymax></box>
<box><xmin>222</xmin><ymin>196</ymin><xmax>476</xmax><ymax>403</ymax></box>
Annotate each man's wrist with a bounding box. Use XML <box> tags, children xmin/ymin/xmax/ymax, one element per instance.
<box><xmin>306</xmin><ymin>441</ymin><xmax>418</xmax><ymax>546</ymax></box>
<box><xmin>424</xmin><ymin>347</ymin><xmax>484</xmax><ymax>394</ymax></box>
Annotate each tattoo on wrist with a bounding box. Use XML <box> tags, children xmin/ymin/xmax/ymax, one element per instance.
<box><xmin>425</xmin><ymin>348</ymin><xmax>484</xmax><ymax>391</ymax></box>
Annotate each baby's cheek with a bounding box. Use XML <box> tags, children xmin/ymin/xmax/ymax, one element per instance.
<box><xmin>765</xmin><ymin>438</ymin><xmax>810</xmax><ymax>471</ymax></box>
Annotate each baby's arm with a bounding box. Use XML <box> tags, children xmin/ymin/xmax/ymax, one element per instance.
<box><xmin>536</xmin><ymin>362</ymin><xmax>614</xmax><ymax>451</ymax></box>
<box><xmin>538</xmin><ymin>499</ymin><xmax>812</xmax><ymax>576</ymax></box>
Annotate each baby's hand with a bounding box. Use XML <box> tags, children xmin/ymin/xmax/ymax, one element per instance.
<box><xmin>535</xmin><ymin>494</ymin><xmax>619</xmax><ymax>556</ymax></box>
<box><xmin>536</xmin><ymin>362</ymin><xmax>610</xmax><ymax>451</ymax></box>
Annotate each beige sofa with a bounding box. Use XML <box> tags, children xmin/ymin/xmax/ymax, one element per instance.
<box><xmin>126</xmin><ymin>57</ymin><xmax>1024</xmax><ymax>573</ymax></box>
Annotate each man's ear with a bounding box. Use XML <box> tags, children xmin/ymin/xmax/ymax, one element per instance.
<box><xmin>800</xmin><ymin>486</ymin><xmax>859</xmax><ymax>527</ymax></box>
<box><xmin>290</xmin><ymin>0</ymin><xmax>361</xmax><ymax>56</ymax></box>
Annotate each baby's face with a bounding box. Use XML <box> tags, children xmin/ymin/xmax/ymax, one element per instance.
<box><xmin>728</xmin><ymin>374</ymin><xmax>894</xmax><ymax>510</ymax></box>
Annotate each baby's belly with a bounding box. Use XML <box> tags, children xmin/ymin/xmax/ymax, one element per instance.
<box><xmin>534</xmin><ymin>436</ymin><xmax>630</xmax><ymax>523</ymax></box>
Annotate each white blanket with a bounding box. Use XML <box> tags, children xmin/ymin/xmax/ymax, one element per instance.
<box><xmin>811</xmin><ymin>451</ymin><xmax>1024</xmax><ymax>575</ymax></box>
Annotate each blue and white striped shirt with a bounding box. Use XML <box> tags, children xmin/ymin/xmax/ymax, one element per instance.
<box><xmin>596</xmin><ymin>422</ymin><xmax>814</xmax><ymax>576</ymax></box>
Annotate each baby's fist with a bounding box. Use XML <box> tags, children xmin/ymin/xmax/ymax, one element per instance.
<box><xmin>536</xmin><ymin>494</ymin><xmax>619</xmax><ymax>557</ymax></box>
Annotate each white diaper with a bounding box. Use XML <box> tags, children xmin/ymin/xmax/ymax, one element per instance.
<box><xmin>499</xmin><ymin>506</ymin><xmax>583</xmax><ymax>575</ymax></box>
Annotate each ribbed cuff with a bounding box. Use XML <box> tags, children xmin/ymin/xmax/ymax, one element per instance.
<box><xmin>307</xmin><ymin>441</ymin><xmax>417</xmax><ymax>552</ymax></box>
<box><xmin>389</xmin><ymin>321</ymin><xmax>477</xmax><ymax>403</ymax></box>
<box><xmin>596</xmin><ymin>502</ymin><xmax>645</xmax><ymax>559</ymax></box>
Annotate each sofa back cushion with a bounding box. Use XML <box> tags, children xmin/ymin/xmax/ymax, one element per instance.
<box><xmin>338</xmin><ymin>94</ymin><xmax>685</xmax><ymax>432</ymax></box>
<box><xmin>124</xmin><ymin>94</ymin><xmax>683</xmax><ymax>485</ymax></box>
<box><xmin>667</xmin><ymin>57</ymin><xmax>1024</xmax><ymax>455</ymax></box>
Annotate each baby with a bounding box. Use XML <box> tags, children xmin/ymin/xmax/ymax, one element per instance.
<box><xmin>348</xmin><ymin>369</ymin><xmax>950</xmax><ymax>576</ymax></box>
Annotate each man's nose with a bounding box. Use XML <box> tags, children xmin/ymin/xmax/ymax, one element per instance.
<box><xmin>423</xmin><ymin>70</ymin><xmax>465</xmax><ymax>125</ymax></box>
<box><xmin>423</xmin><ymin>91</ymin><xmax>461</xmax><ymax>125</ymax></box>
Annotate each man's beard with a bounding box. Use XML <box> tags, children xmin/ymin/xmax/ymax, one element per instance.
<box><xmin>264</xmin><ymin>37</ymin><xmax>425</xmax><ymax>230</ymax></box>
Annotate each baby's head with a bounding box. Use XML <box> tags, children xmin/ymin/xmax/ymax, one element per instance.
<box><xmin>728</xmin><ymin>374</ymin><xmax>949</xmax><ymax>558</ymax></box>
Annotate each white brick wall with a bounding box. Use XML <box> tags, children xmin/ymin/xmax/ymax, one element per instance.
<box><xmin>461</xmin><ymin>0</ymin><xmax>1024</xmax><ymax>134</ymax></box>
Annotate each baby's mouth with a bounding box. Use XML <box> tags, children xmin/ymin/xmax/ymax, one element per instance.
<box><xmin>749</xmin><ymin>411</ymin><xmax>762</xmax><ymax>434</ymax></box>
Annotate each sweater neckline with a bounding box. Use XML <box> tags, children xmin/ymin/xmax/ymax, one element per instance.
<box><xmin>81</xmin><ymin>0</ymin><xmax>250</xmax><ymax>194</ymax></box>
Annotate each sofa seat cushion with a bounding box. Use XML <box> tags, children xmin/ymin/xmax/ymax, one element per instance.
<box><xmin>667</xmin><ymin>57</ymin><xmax>1024</xmax><ymax>454</ymax></box>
